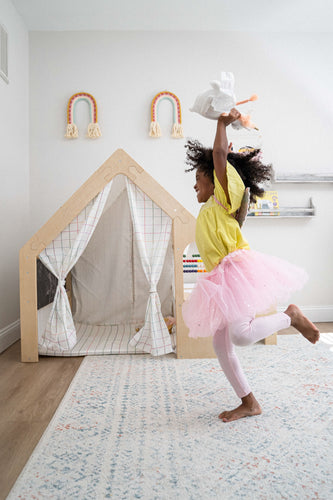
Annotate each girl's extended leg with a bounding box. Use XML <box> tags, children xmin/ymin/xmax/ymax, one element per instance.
<box><xmin>229</xmin><ymin>312</ymin><xmax>291</xmax><ymax>347</ymax></box>
<box><xmin>229</xmin><ymin>308</ymin><xmax>319</xmax><ymax>347</ymax></box>
<box><xmin>212</xmin><ymin>326</ymin><xmax>262</xmax><ymax>422</ymax></box>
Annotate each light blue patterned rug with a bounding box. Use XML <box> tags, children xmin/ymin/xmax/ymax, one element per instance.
<box><xmin>9</xmin><ymin>334</ymin><xmax>333</xmax><ymax>499</ymax></box>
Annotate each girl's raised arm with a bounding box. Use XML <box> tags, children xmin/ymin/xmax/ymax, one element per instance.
<box><xmin>213</xmin><ymin>108</ymin><xmax>241</xmax><ymax>204</ymax></box>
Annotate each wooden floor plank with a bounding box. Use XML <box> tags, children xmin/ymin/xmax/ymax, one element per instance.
<box><xmin>0</xmin><ymin>341</ymin><xmax>83</xmax><ymax>499</ymax></box>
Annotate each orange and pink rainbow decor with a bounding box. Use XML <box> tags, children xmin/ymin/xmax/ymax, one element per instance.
<box><xmin>65</xmin><ymin>92</ymin><xmax>102</xmax><ymax>139</ymax></box>
<box><xmin>149</xmin><ymin>91</ymin><xmax>184</xmax><ymax>139</ymax></box>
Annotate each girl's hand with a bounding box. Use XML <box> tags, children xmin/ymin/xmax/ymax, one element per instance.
<box><xmin>218</xmin><ymin>108</ymin><xmax>241</xmax><ymax>126</ymax></box>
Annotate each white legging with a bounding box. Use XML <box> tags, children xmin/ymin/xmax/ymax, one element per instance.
<box><xmin>212</xmin><ymin>312</ymin><xmax>291</xmax><ymax>398</ymax></box>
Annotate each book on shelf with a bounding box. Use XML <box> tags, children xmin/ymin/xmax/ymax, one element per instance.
<box><xmin>249</xmin><ymin>190</ymin><xmax>279</xmax><ymax>216</ymax></box>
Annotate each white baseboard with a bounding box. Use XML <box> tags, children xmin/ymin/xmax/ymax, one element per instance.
<box><xmin>0</xmin><ymin>319</ymin><xmax>20</xmax><ymax>354</ymax></box>
<box><xmin>277</xmin><ymin>305</ymin><xmax>333</xmax><ymax>323</ymax></box>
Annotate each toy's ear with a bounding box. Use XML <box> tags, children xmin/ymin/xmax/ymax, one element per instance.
<box><xmin>210</xmin><ymin>80</ymin><xmax>221</xmax><ymax>91</ymax></box>
<box><xmin>236</xmin><ymin>187</ymin><xmax>250</xmax><ymax>227</ymax></box>
<box><xmin>220</xmin><ymin>71</ymin><xmax>235</xmax><ymax>92</ymax></box>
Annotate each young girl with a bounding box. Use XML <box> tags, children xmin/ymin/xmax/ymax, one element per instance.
<box><xmin>182</xmin><ymin>108</ymin><xmax>320</xmax><ymax>423</ymax></box>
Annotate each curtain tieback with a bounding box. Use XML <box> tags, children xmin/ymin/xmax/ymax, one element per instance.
<box><xmin>58</xmin><ymin>279</ymin><xmax>66</xmax><ymax>287</ymax></box>
<box><xmin>149</xmin><ymin>286</ymin><xmax>157</xmax><ymax>294</ymax></box>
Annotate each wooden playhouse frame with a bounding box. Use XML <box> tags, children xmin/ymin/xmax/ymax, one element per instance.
<box><xmin>20</xmin><ymin>149</ymin><xmax>218</xmax><ymax>362</ymax></box>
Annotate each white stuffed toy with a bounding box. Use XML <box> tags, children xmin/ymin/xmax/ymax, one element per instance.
<box><xmin>190</xmin><ymin>72</ymin><xmax>258</xmax><ymax>130</ymax></box>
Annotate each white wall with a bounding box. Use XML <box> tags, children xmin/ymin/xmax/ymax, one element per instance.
<box><xmin>0</xmin><ymin>0</ymin><xmax>29</xmax><ymax>350</ymax></box>
<box><xmin>26</xmin><ymin>31</ymin><xmax>332</xmax><ymax>321</ymax></box>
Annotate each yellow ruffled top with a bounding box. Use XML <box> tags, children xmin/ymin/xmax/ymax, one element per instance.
<box><xmin>195</xmin><ymin>162</ymin><xmax>250</xmax><ymax>272</ymax></box>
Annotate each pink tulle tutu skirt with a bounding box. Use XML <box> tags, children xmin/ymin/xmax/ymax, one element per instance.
<box><xmin>182</xmin><ymin>249</ymin><xmax>308</xmax><ymax>338</ymax></box>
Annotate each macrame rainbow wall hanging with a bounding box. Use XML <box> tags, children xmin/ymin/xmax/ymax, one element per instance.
<box><xmin>149</xmin><ymin>91</ymin><xmax>184</xmax><ymax>138</ymax></box>
<box><xmin>65</xmin><ymin>92</ymin><xmax>102</xmax><ymax>139</ymax></box>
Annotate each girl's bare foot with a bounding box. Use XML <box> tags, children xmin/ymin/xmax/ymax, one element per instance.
<box><xmin>219</xmin><ymin>393</ymin><xmax>262</xmax><ymax>423</ymax></box>
<box><xmin>284</xmin><ymin>304</ymin><xmax>320</xmax><ymax>344</ymax></box>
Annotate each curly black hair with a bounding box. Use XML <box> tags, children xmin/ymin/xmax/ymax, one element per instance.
<box><xmin>185</xmin><ymin>139</ymin><xmax>273</xmax><ymax>203</ymax></box>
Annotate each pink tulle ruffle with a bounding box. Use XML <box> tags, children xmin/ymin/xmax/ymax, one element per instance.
<box><xmin>182</xmin><ymin>249</ymin><xmax>308</xmax><ymax>338</ymax></box>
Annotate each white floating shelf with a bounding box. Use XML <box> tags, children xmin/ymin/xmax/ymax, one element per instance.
<box><xmin>274</xmin><ymin>174</ymin><xmax>333</xmax><ymax>183</ymax></box>
<box><xmin>248</xmin><ymin>198</ymin><xmax>315</xmax><ymax>218</ymax></box>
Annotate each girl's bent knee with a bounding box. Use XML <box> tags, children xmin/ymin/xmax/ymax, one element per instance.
<box><xmin>229</xmin><ymin>320</ymin><xmax>253</xmax><ymax>347</ymax></box>
<box><xmin>230</xmin><ymin>333</ymin><xmax>251</xmax><ymax>347</ymax></box>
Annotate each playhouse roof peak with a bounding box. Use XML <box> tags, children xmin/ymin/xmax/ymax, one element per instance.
<box><xmin>21</xmin><ymin>148</ymin><xmax>195</xmax><ymax>258</ymax></box>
